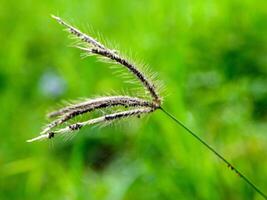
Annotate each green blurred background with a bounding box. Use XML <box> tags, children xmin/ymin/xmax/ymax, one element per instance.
<box><xmin>0</xmin><ymin>0</ymin><xmax>267</xmax><ymax>199</ymax></box>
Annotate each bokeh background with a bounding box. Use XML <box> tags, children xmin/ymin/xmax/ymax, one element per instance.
<box><xmin>1</xmin><ymin>0</ymin><xmax>267</xmax><ymax>199</ymax></box>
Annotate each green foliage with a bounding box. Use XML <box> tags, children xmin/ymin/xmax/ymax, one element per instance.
<box><xmin>0</xmin><ymin>0</ymin><xmax>267</xmax><ymax>199</ymax></box>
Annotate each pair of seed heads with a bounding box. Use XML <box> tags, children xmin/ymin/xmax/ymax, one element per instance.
<box><xmin>27</xmin><ymin>15</ymin><xmax>162</xmax><ymax>142</ymax></box>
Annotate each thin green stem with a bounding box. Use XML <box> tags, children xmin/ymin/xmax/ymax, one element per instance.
<box><xmin>160</xmin><ymin>107</ymin><xmax>267</xmax><ymax>199</ymax></box>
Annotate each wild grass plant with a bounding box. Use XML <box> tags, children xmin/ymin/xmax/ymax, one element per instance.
<box><xmin>27</xmin><ymin>16</ymin><xmax>267</xmax><ymax>199</ymax></box>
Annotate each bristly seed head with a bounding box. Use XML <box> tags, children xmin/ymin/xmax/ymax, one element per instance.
<box><xmin>27</xmin><ymin>15</ymin><xmax>162</xmax><ymax>142</ymax></box>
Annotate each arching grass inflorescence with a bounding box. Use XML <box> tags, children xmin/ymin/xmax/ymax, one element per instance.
<box><xmin>27</xmin><ymin>15</ymin><xmax>267</xmax><ymax>199</ymax></box>
<box><xmin>27</xmin><ymin>15</ymin><xmax>161</xmax><ymax>142</ymax></box>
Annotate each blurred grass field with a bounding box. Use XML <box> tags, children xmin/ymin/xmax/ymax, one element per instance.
<box><xmin>0</xmin><ymin>0</ymin><xmax>267</xmax><ymax>199</ymax></box>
